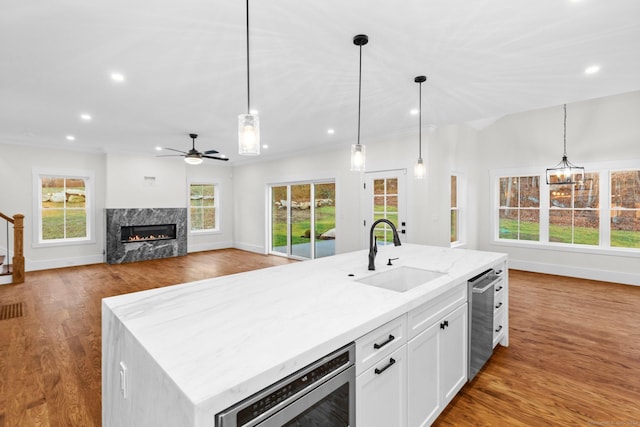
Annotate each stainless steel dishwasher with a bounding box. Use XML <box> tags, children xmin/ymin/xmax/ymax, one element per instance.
<box><xmin>467</xmin><ymin>268</ymin><xmax>502</xmax><ymax>380</ymax></box>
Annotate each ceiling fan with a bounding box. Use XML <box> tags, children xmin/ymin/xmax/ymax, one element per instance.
<box><xmin>158</xmin><ymin>133</ymin><xmax>229</xmax><ymax>164</ymax></box>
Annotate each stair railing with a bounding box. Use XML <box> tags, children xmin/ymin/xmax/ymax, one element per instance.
<box><xmin>0</xmin><ymin>212</ymin><xmax>25</xmax><ymax>284</ymax></box>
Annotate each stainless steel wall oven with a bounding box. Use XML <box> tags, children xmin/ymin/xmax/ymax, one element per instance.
<box><xmin>216</xmin><ymin>343</ymin><xmax>355</xmax><ymax>427</ymax></box>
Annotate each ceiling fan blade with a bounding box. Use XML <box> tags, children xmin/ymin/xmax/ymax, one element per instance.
<box><xmin>163</xmin><ymin>147</ymin><xmax>187</xmax><ymax>154</ymax></box>
<box><xmin>203</xmin><ymin>149</ymin><xmax>219</xmax><ymax>154</ymax></box>
<box><xmin>202</xmin><ymin>155</ymin><xmax>229</xmax><ymax>161</ymax></box>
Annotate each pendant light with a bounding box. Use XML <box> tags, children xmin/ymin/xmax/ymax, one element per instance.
<box><xmin>238</xmin><ymin>0</ymin><xmax>260</xmax><ymax>156</ymax></box>
<box><xmin>414</xmin><ymin>75</ymin><xmax>427</xmax><ymax>179</ymax></box>
<box><xmin>351</xmin><ymin>34</ymin><xmax>368</xmax><ymax>172</ymax></box>
<box><xmin>546</xmin><ymin>104</ymin><xmax>584</xmax><ymax>184</ymax></box>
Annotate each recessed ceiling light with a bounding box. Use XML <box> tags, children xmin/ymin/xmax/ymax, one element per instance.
<box><xmin>410</xmin><ymin>109</ymin><xmax>419</xmax><ymax>115</ymax></box>
<box><xmin>250</xmin><ymin>109</ymin><xmax>259</xmax><ymax>115</ymax></box>
<box><xmin>262</xmin><ymin>144</ymin><xmax>269</xmax><ymax>149</ymax></box>
<box><xmin>80</xmin><ymin>113</ymin><xmax>92</xmax><ymax>121</ymax></box>
<box><xmin>155</xmin><ymin>146</ymin><xmax>162</xmax><ymax>151</ymax></box>
<box><xmin>220</xmin><ymin>154</ymin><xmax>227</xmax><ymax>158</ymax></box>
<box><xmin>111</xmin><ymin>72</ymin><xmax>125</xmax><ymax>82</ymax></box>
<box><xmin>584</xmin><ymin>65</ymin><xmax>600</xmax><ymax>75</ymax></box>
<box><xmin>327</xmin><ymin>129</ymin><xmax>335</xmax><ymax>134</ymax></box>
<box><xmin>66</xmin><ymin>135</ymin><xmax>76</xmax><ymax>141</ymax></box>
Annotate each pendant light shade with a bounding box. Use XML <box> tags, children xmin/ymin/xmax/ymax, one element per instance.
<box><xmin>238</xmin><ymin>0</ymin><xmax>260</xmax><ymax>156</ymax></box>
<box><xmin>351</xmin><ymin>34</ymin><xmax>368</xmax><ymax>172</ymax></box>
<box><xmin>546</xmin><ymin>104</ymin><xmax>584</xmax><ymax>184</ymax></box>
<box><xmin>414</xmin><ymin>75</ymin><xmax>427</xmax><ymax>179</ymax></box>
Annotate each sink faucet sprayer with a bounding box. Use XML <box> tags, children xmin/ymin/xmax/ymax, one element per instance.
<box><xmin>368</xmin><ymin>219</ymin><xmax>402</xmax><ymax>270</ymax></box>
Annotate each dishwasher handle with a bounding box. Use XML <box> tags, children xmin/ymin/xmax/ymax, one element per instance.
<box><xmin>472</xmin><ymin>277</ymin><xmax>501</xmax><ymax>294</ymax></box>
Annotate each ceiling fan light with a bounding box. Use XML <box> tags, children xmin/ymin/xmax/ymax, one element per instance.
<box><xmin>184</xmin><ymin>154</ymin><xmax>203</xmax><ymax>165</ymax></box>
<box><xmin>238</xmin><ymin>113</ymin><xmax>260</xmax><ymax>155</ymax></box>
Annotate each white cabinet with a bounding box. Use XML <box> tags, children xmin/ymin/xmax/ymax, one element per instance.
<box><xmin>356</xmin><ymin>345</ymin><xmax>407</xmax><ymax>427</ymax></box>
<box><xmin>355</xmin><ymin>315</ymin><xmax>407</xmax><ymax>427</ymax></box>
<box><xmin>407</xmin><ymin>301</ymin><xmax>468</xmax><ymax>427</ymax></box>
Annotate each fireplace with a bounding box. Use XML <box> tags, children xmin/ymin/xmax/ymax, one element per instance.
<box><xmin>106</xmin><ymin>208</ymin><xmax>187</xmax><ymax>264</ymax></box>
<box><xmin>121</xmin><ymin>224</ymin><xmax>177</xmax><ymax>243</ymax></box>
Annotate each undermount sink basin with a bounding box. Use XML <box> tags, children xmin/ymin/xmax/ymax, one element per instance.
<box><xmin>355</xmin><ymin>266</ymin><xmax>445</xmax><ymax>292</ymax></box>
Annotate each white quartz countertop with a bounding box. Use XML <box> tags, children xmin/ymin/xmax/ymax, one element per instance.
<box><xmin>103</xmin><ymin>244</ymin><xmax>506</xmax><ymax>416</ymax></box>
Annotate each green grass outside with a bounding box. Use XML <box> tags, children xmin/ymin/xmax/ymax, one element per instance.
<box><xmin>272</xmin><ymin>206</ymin><xmax>335</xmax><ymax>247</ymax></box>
<box><xmin>42</xmin><ymin>209</ymin><xmax>87</xmax><ymax>239</ymax></box>
<box><xmin>499</xmin><ymin>218</ymin><xmax>640</xmax><ymax>248</ymax></box>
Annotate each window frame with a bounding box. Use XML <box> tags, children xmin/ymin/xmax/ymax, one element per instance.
<box><xmin>450</xmin><ymin>172</ymin><xmax>466</xmax><ymax>247</ymax></box>
<box><xmin>490</xmin><ymin>161</ymin><xmax>640</xmax><ymax>258</ymax></box>
<box><xmin>188</xmin><ymin>181</ymin><xmax>220</xmax><ymax>234</ymax></box>
<box><xmin>32</xmin><ymin>167</ymin><xmax>95</xmax><ymax>247</ymax></box>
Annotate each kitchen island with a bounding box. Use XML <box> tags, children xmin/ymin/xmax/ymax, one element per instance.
<box><xmin>102</xmin><ymin>244</ymin><xmax>507</xmax><ymax>426</ymax></box>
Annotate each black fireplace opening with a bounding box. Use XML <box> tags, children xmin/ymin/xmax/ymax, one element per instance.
<box><xmin>121</xmin><ymin>224</ymin><xmax>177</xmax><ymax>243</ymax></box>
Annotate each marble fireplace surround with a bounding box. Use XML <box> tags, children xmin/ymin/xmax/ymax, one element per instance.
<box><xmin>106</xmin><ymin>208</ymin><xmax>187</xmax><ymax>264</ymax></box>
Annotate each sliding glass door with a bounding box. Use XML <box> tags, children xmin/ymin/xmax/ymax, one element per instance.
<box><xmin>270</xmin><ymin>181</ymin><xmax>335</xmax><ymax>260</ymax></box>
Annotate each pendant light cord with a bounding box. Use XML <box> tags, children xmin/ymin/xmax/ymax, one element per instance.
<box><xmin>563</xmin><ymin>103</ymin><xmax>567</xmax><ymax>157</ymax></box>
<box><xmin>418</xmin><ymin>81</ymin><xmax>422</xmax><ymax>159</ymax></box>
<box><xmin>246</xmin><ymin>0</ymin><xmax>251</xmax><ymax>114</ymax></box>
<box><xmin>357</xmin><ymin>43</ymin><xmax>363</xmax><ymax>146</ymax></box>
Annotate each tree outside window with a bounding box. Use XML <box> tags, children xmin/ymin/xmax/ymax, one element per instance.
<box><xmin>190</xmin><ymin>184</ymin><xmax>217</xmax><ymax>231</ymax></box>
<box><xmin>611</xmin><ymin>170</ymin><xmax>640</xmax><ymax>248</ymax></box>
<box><xmin>498</xmin><ymin>176</ymin><xmax>540</xmax><ymax>241</ymax></box>
<box><xmin>549</xmin><ymin>173</ymin><xmax>600</xmax><ymax>245</ymax></box>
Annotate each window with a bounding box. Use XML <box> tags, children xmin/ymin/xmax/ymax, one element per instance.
<box><xmin>269</xmin><ymin>181</ymin><xmax>335</xmax><ymax>260</ymax></box>
<box><xmin>189</xmin><ymin>183</ymin><xmax>218</xmax><ymax>232</ymax></box>
<box><xmin>34</xmin><ymin>168</ymin><xmax>94</xmax><ymax>246</ymax></box>
<box><xmin>549</xmin><ymin>173</ymin><xmax>599</xmax><ymax>245</ymax></box>
<box><xmin>498</xmin><ymin>176</ymin><xmax>540</xmax><ymax>241</ymax></box>
<box><xmin>492</xmin><ymin>164</ymin><xmax>640</xmax><ymax>253</ymax></box>
<box><xmin>450</xmin><ymin>175</ymin><xmax>460</xmax><ymax>244</ymax></box>
<box><xmin>611</xmin><ymin>170</ymin><xmax>640</xmax><ymax>248</ymax></box>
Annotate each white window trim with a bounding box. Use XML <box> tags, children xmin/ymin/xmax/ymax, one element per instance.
<box><xmin>187</xmin><ymin>181</ymin><xmax>221</xmax><ymax>235</ymax></box>
<box><xmin>32</xmin><ymin>167</ymin><xmax>96</xmax><ymax>247</ymax></box>
<box><xmin>490</xmin><ymin>160</ymin><xmax>640</xmax><ymax>258</ymax></box>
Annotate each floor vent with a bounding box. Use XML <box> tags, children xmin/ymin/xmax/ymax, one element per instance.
<box><xmin>0</xmin><ymin>302</ymin><xmax>24</xmax><ymax>320</ymax></box>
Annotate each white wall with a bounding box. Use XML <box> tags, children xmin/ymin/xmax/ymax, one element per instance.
<box><xmin>0</xmin><ymin>143</ymin><xmax>106</xmax><ymax>270</ymax></box>
<box><xmin>474</xmin><ymin>91</ymin><xmax>640</xmax><ymax>285</ymax></box>
<box><xmin>231</xmin><ymin>126</ymin><xmax>473</xmax><ymax>254</ymax></box>
<box><xmin>105</xmin><ymin>153</ymin><xmax>234</xmax><ymax>253</ymax></box>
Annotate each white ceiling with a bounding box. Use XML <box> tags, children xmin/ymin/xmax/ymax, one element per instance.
<box><xmin>2</xmin><ymin>0</ymin><xmax>640</xmax><ymax>164</ymax></box>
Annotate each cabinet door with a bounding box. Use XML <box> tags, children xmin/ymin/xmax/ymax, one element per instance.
<box><xmin>356</xmin><ymin>346</ymin><xmax>407</xmax><ymax>427</ymax></box>
<box><xmin>407</xmin><ymin>321</ymin><xmax>440</xmax><ymax>427</ymax></box>
<box><xmin>440</xmin><ymin>303</ymin><xmax>468</xmax><ymax>404</ymax></box>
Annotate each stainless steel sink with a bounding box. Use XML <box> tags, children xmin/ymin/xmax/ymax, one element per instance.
<box><xmin>355</xmin><ymin>266</ymin><xmax>445</xmax><ymax>292</ymax></box>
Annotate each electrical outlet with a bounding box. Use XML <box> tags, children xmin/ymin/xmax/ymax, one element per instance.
<box><xmin>119</xmin><ymin>361</ymin><xmax>127</xmax><ymax>399</ymax></box>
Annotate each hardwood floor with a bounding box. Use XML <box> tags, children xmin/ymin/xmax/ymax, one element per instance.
<box><xmin>0</xmin><ymin>250</ymin><xmax>638</xmax><ymax>426</ymax></box>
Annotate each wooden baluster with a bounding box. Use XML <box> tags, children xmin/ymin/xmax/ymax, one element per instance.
<box><xmin>12</xmin><ymin>213</ymin><xmax>25</xmax><ymax>284</ymax></box>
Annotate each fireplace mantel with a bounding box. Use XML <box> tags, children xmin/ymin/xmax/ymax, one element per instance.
<box><xmin>105</xmin><ymin>208</ymin><xmax>187</xmax><ymax>264</ymax></box>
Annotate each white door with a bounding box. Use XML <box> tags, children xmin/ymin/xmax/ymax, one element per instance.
<box><xmin>362</xmin><ymin>170</ymin><xmax>407</xmax><ymax>248</ymax></box>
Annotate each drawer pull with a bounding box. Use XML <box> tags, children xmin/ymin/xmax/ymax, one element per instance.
<box><xmin>495</xmin><ymin>302</ymin><xmax>503</xmax><ymax>309</ymax></box>
<box><xmin>440</xmin><ymin>320</ymin><xmax>449</xmax><ymax>330</ymax></box>
<box><xmin>495</xmin><ymin>285</ymin><xmax>503</xmax><ymax>292</ymax></box>
<box><xmin>495</xmin><ymin>325</ymin><xmax>503</xmax><ymax>333</ymax></box>
<box><xmin>374</xmin><ymin>358</ymin><xmax>396</xmax><ymax>375</ymax></box>
<box><xmin>373</xmin><ymin>334</ymin><xmax>395</xmax><ymax>350</ymax></box>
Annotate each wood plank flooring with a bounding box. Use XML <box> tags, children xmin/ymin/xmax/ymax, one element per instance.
<box><xmin>0</xmin><ymin>250</ymin><xmax>638</xmax><ymax>426</ymax></box>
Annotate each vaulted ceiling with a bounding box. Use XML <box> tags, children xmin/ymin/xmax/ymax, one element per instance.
<box><xmin>2</xmin><ymin>0</ymin><xmax>639</xmax><ymax>163</ymax></box>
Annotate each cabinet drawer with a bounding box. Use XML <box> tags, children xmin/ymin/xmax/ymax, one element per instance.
<box><xmin>408</xmin><ymin>282</ymin><xmax>467</xmax><ymax>339</ymax></box>
<box><xmin>494</xmin><ymin>282</ymin><xmax>506</xmax><ymax>314</ymax></box>
<box><xmin>356</xmin><ymin>315</ymin><xmax>406</xmax><ymax>376</ymax></box>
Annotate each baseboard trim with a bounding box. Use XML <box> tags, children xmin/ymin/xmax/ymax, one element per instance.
<box><xmin>187</xmin><ymin>241</ymin><xmax>233</xmax><ymax>253</ymax></box>
<box><xmin>233</xmin><ymin>242</ymin><xmax>266</xmax><ymax>255</ymax></box>
<box><xmin>26</xmin><ymin>254</ymin><xmax>104</xmax><ymax>272</ymax></box>
<box><xmin>509</xmin><ymin>259</ymin><xmax>640</xmax><ymax>286</ymax></box>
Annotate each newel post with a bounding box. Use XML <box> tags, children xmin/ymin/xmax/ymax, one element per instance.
<box><xmin>12</xmin><ymin>214</ymin><xmax>25</xmax><ymax>284</ymax></box>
